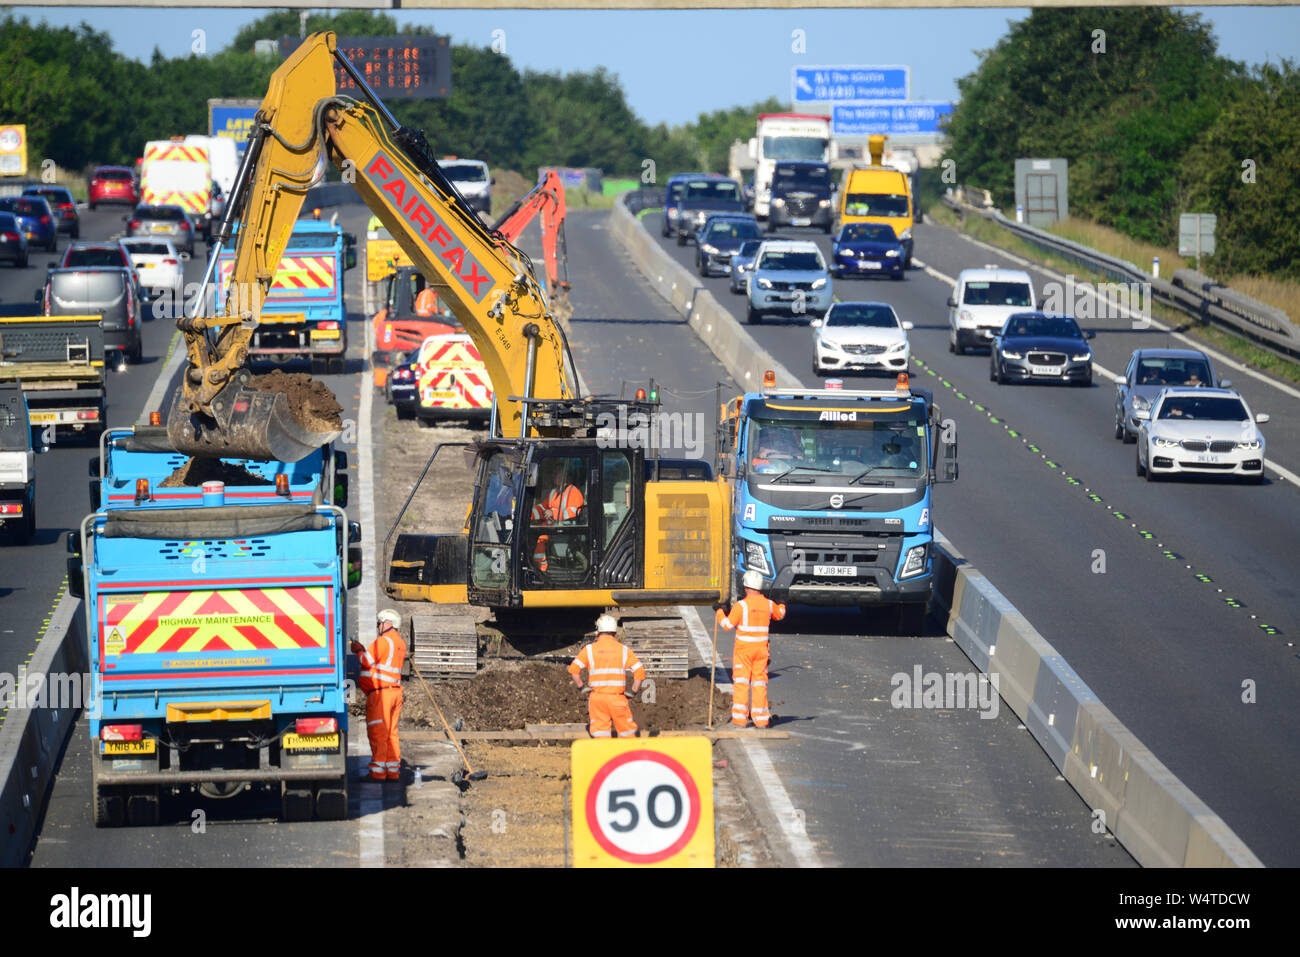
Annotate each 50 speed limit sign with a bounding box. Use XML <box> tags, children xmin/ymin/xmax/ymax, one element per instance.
<box><xmin>571</xmin><ymin>738</ymin><xmax>713</xmax><ymax>867</ymax></box>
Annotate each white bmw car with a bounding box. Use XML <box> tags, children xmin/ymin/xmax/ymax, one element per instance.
<box><xmin>812</xmin><ymin>301</ymin><xmax>912</xmax><ymax>377</ymax></box>
<box><xmin>1136</xmin><ymin>388</ymin><xmax>1268</xmax><ymax>483</ymax></box>
<box><xmin>120</xmin><ymin>237</ymin><xmax>185</xmax><ymax>319</ymax></box>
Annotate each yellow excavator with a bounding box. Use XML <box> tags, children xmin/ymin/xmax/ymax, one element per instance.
<box><xmin>170</xmin><ymin>32</ymin><xmax>729</xmax><ymax>614</ymax></box>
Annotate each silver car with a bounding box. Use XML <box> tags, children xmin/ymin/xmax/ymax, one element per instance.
<box><xmin>1114</xmin><ymin>348</ymin><xmax>1227</xmax><ymax>443</ymax></box>
<box><xmin>126</xmin><ymin>204</ymin><xmax>196</xmax><ymax>257</ymax></box>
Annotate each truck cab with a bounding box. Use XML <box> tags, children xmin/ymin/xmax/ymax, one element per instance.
<box><xmin>718</xmin><ymin>373</ymin><xmax>956</xmax><ymax>632</ymax></box>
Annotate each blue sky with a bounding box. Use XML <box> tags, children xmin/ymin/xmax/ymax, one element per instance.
<box><xmin>10</xmin><ymin>6</ymin><xmax>1300</xmax><ymax>126</ymax></box>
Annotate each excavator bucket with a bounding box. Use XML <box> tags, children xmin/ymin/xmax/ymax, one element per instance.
<box><xmin>165</xmin><ymin>370</ymin><xmax>342</xmax><ymax>463</ymax></box>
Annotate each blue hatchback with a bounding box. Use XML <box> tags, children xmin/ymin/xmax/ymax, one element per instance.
<box><xmin>0</xmin><ymin>196</ymin><xmax>57</xmax><ymax>253</ymax></box>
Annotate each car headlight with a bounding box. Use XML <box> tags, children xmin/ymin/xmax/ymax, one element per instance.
<box><xmin>818</xmin><ymin>199</ymin><xmax>831</xmax><ymax>208</ymax></box>
<box><xmin>701</xmin><ymin>244</ymin><xmax>718</xmax><ymax>255</ymax></box>
<box><xmin>1132</xmin><ymin>395</ymin><xmax>1151</xmax><ymax>411</ymax></box>
<box><xmin>667</xmin><ymin>208</ymin><xmax>679</xmax><ymax>221</ymax></box>
<box><xmin>888</xmin><ymin>340</ymin><xmax>907</xmax><ymax>352</ymax></box>
<box><xmin>756</xmin><ymin>277</ymin><xmax>772</xmax><ymax>289</ymax></box>
<box><xmin>772</xmin><ymin>198</ymin><xmax>786</xmax><ymax>207</ymax></box>
<box><xmin>885</xmin><ymin>249</ymin><xmax>900</xmax><ymax>258</ymax></box>
<box><xmin>959</xmin><ymin>310</ymin><xmax>974</xmax><ymax>324</ymax></box>
<box><xmin>900</xmin><ymin>544</ymin><xmax>927</xmax><ymax>579</ymax></box>
<box><xmin>744</xmin><ymin>541</ymin><xmax>770</xmax><ymax>574</ymax></box>
<box><xmin>1001</xmin><ymin>349</ymin><xmax>1022</xmax><ymax>359</ymax></box>
<box><xmin>1071</xmin><ymin>352</ymin><xmax>1092</xmax><ymax>362</ymax></box>
<box><xmin>820</xmin><ymin>338</ymin><xmax>842</xmax><ymax>352</ymax></box>
<box><xmin>1152</xmin><ymin>436</ymin><xmax>1179</xmax><ymax>449</ymax></box>
<box><xmin>811</xmin><ymin>278</ymin><xmax>828</xmax><ymax>290</ymax></box>
<box><xmin>1237</xmin><ymin>439</ymin><xmax>1262</xmax><ymax>450</ymax></box>
<box><xmin>898</xmin><ymin>228</ymin><xmax>912</xmax><ymax>241</ymax></box>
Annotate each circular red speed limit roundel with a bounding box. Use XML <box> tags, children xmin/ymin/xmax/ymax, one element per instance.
<box><xmin>585</xmin><ymin>749</ymin><xmax>702</xmax><ymax>864</ymax></box>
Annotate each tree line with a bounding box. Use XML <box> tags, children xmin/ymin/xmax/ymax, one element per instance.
<box><xmin>0</xmin><ymin>10</ymin><xmax>770</xmax><ymax>189</ymax></box>
<box><xmin>943</xmin><ymin>7</ymin><xmax>1300</xmax><ymax>279</ymax></box>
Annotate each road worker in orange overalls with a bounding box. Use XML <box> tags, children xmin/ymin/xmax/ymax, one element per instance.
<box><xmin>569</xmin><ymin>614</ymin><xmax>644</xmax><ymax>738</ymax></box>
<box><xmin>352</xmin><ymin>609</ymin><xmax>407</xmax><ymax>781</ymax></box>
<box><xmin>531</xmin><ymin>460</ymin><xmax>584</xmax><ymax>572</ymax></box>
<box><xmin>716</xmin><ymin>570</ymin><xmax>786</xmax><ymax>728</ymax></box>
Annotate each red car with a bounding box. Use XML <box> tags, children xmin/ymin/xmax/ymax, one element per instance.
<box><xmin>88</xmin><ymin>166</ymin><xmax>139</xmax><ymax>209</ymax></box>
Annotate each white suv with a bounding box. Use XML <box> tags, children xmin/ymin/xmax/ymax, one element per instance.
<box><xmin>948</xmin><ymin>266</ymin><xmax>1035</xmax><ymax>355</ymax></box>
<box><xmin>438</xmin><ymin>158</ymin><xmax>493</xmax><ymax>214</ymax></box>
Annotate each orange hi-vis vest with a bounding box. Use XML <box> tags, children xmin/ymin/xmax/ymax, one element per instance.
<box><xmin>569</xmin><ymin>636</ymin><xmax>645</xmax><ymax>695</ymax></box>
<box><xmin>718</xmin><ymin>593</ymin><xmax>786</xmax><ymax>643</ymax></box>
<box><xmin>358</xmin><ymin>629</ymin><xmax>406</xmax><ymax>694</ymax></box>
<box><xmin>532</xmin><ymin>484</ymin><xmax>583</xmax><ymax>523</ymax></box>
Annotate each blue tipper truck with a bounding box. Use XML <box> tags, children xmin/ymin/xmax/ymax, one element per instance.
<box><xmin>716</xmin><ymin>372</ymin><xmax>957</xmax><ymax>633</ymax></box>
<box><xmin>217</xmin><ymin>219</ymin><xmax>357</xmax><ymax>375</ymax></box>
<box><xmin>69</xmin><ymin>425</ymin><xmax>361</xmax><ymax>825</ymax></box>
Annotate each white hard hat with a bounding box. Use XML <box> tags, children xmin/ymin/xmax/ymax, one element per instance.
<box><xmin>377</xmin><ymin>609</ymin><xmax>401</xmax><ymax>630</ymax></box>
<box><xmin>742</xmin><ymin>570</ymin><xmax>765</xmax><ymax>590</ymax></box>
<box><xmin>595</xmin><ymin>614</ymin><xmax>619</xmax><ymax>634</ymax></box>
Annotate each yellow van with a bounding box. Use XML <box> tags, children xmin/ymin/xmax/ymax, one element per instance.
<box><xmin>837</xmin><ymin>134</ymin><xmax>913</xmax><ymax>267</ymax></box>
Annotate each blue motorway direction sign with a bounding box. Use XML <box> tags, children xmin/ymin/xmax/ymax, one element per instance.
<box><xmin>792</xmin><ymin>66</ymin><xmax>909</xmax><ymax>103</ymax></box>
<box><xmin>832</xmin><ymin>102</ymin><xmax>953</xmax><ymax>136</ymax></box>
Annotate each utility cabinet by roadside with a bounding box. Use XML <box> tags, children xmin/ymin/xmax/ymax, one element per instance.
<box><xmin>1014</xmin><ymin>158</ymin><xmax>1069</xmax><ymax>227</ymax></box>
<box><xmin>0</xmin><ymin>306</ymin><xmax>106</xmax><ymax>438</ymax></box>
<box><xmin>69</xmin><ymin>426</ymin><xmax>360</xmax><ymax>826</ymax></box>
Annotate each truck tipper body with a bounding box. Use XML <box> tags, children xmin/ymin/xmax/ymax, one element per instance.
<box><xmin>70</xmin><ymin>426</ymin><xmax>359</xmax><ymax>825</ymax></box>
<box><xmin>717</xmin><ymin>375</ymin><xmax>956</xmax><ymax>631</ymax></box>
<box><xmin>0</xmin><ymin>305</ymin><xmax>106</xmax><ymax>437</ymax></box>
<box><xmin>218</xmin><ymin>220</ymin><xmax>353</xmax><ymax>374</ymax></box>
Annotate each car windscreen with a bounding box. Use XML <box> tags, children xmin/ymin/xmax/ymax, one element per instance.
<box><xmin>123</xmin><ymin>242</ymin><xmax>171</xmax><ymax>256</ymax></box>
<box><xmin>758</xmin><ymin>250</ymin><xmax>824</xmax><ymax>271</ymax></box>
<box><xmin>737</xmin><ymin>241</ymin><xmax>763</xmax><ymax>257</ymax></box>
<box><xmin>136</xmin><ymin>207</ymin><xmax>185</xmax><ymax>221</ymax></box>
<box><xmin>63</xmin><ymin>248</ymin><xmax>124</xmax><ymax>268</ymax></box>
<box><xmin>774</xmin><ymin>167</ymin><xmax>831</xmax><ymax>191</ymax></box>
<box><xmin>761</xmin><ymin>137</ymin><xmax>828</xmax><ymax>161</ymax></box>
<box><xmin>844</xmin><ymin>193</ymin><xmax>909</xmax><ymax>217</ymax></box>
<box><xmin>1135</xmin><ymin>358</ymin><xmax>1212</xmax><ymax>387</ymax></box>
<box><xmin>1</xmin><ymin>198</ymin><xmax>44</xmax><ymax>218</ymax></box>
<box><xmin>26</xmin><ymin>188</ymin><xmax>72</xmax><ymax>204</ymax></box>
<box><xmin>840</xmin><ymin>224</ymin><xmax>897</xmax><ymax>243</ymax></box>
<box><xmin>0</xmin><ymin>213</ymin><xmax>18</xmax><ymax>232</ymax></box>
<box><xmin>1002</xmin><ymin>316</ymin><xmax>1081</xmax><ymax>338</ymax></box>
<box><xmin>705</xmin><ymin>221</ymin><xmax>760</xmax><ymax>242</ymax></box>
<box><xmin>668</xmin><ymin>182</ymin><xmax>687</xmax><ymax>202</ymax></box>
<box><xmin>963</xmin><ymin>281</ymin><xmax>1032</xmax><ymax>307</ymax></box>
<box><xmin>827</xmin><ymin>304</ymin><xmax>898</xmax><ymax>328</ymax></box>
<box><xmin>685</xmin><ymin>182</ymin><xmax>741</xmax><ymax>203</ymax></box>
<box><xmin>1157</xmin><ymin>396</ymin><xmax>1248</xmax><ymax>422</ymax></box>
<box><xmin>442</xmin><ymin>165</ymin><xmax>487</xmax><ymax>183</ymax></box>
<box><xmin>97</xmin><ymin>169</ymin><xmax>133</xmax><ymax>181</ymax></box>
<box><xmin>49</xmin><ymin>272</ymin><xmax>126</xmax><ymax>311</ymax></box>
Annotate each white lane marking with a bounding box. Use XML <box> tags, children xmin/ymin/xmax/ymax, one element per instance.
<box><xmin>356</xmin><ymin>285</ymin><xmax>383</xmax><ymax>867</ymax></box>
<box><xmin>942</xmin><ymin>227</ymin><xmax>1300</xmax><ymax>402</ymax></box>
<box><xmin>679</xmin><ymin>605</ymin><xmax>819</xmax><ymax>867</ymax></box>
<box><xmin>922</xmin><ymin>257</ymin><xmax>1297</xmax><ymax>484</ymax></box>
<box><xmin>678</xmin><ymin>603</ymin><xmax>731</xmax><ymax>692</ymax></box>
<box><xmin>138</xmin><ymin>329</ymin><xmax>186</xmax><ymax>424</ymax></box>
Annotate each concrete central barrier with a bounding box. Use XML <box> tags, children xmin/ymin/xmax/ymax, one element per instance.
<box><xmin>608</xmin><ymin>194</ymin><xmax>1260</xmax><ymax>868</ymax></box>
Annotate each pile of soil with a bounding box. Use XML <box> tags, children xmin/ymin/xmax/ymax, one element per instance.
<box><xmin>159</xmin><ymin>457</ymin><xmax>267</xmax><ymax>488</ymax></box>
<box><xmin>489</xmin><ymin>169</ymin><xmax>533</xmax><ymax>219</ymax></box>
<box><xmin>250</xmin><ymin>370</ymin><xmax>343</xmax><ymax>433</ymax></box>
<box><xmin>397</xmin><ymin>659</ymin><xmax>733</xmax><ymax>733</ymax></box>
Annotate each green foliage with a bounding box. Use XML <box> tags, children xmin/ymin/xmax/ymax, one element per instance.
<box><xmin>688</xmin><ymin>97</ymin><xmax>785</xmax><ymax>173</ymax></box>
<box><xmin>943</xmin><ymin>8</ymin><xmax>1299</xmax><ymax>278</ymax></box>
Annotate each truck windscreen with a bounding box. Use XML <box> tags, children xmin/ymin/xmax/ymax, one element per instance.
<box><xmin>747</xmin><ymin>413</ymin><xmax>926</xmax><ymax>480</ymax></box>
<box><xmin>762</xmin><ymin>137</ymin><xmax>828</xmax><ymax>161</ymax></box>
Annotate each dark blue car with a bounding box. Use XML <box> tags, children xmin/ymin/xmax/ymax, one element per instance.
<box><xmin>830</xmin><ymin>222</ymin><xmax>905</xmax><ymax>280</ymax></box>
<box><xmin>0</xmin><ymin>196</ymin><xmax>57</xmax><ymax>253</ymax></box>
<box><xmin>990</xmin><ymin>312</ymin><xmax>1095</xmax><ymax>387</ymax></box>
<box><xmin>695</xmin><ymin>214</ymin><xmax>762</xmax><ymax>277</ymax></box>
<box><xmin>661</xmin><ymin>172</ymin><xmax>715</xmax><ymax>239</ymax></box>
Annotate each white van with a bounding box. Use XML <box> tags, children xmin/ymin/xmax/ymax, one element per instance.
<box><xmin>948</xmin><ymin>266</ymin><xmax>1036</xmax><ymax>354</ymax></box>
<box><xmin>438</xmin><ymin>158</ymin><xmax>493</xmax><ymax>214</ymax></box>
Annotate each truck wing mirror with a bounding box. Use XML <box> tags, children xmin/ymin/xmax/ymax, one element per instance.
<box><xmin>66</xmin><ymin>530</ymin><xmax>81</xmax><ymax>555</ymax></box>
<box><xmin>348</xmin><ymin>521</ymin><xmax>362</xmax><ymax>544</ymax></box>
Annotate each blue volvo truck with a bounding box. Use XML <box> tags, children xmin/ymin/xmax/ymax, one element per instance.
<box><xmin>716</xmin><ymin>373</ymin><xmax>957</xmax><ymax>632</ymax></box>
<box><xmin>69</xmin><ymin>426</ymin><xmax>359</xmax><ymax>825</ymax></box>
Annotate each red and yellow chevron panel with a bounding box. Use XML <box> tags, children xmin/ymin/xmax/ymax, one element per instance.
<box><xmin>418</xmin><ymin>367</ymin><xmax>493</xmax><ymax>411</ymax></box>
<box><xmin>142</xmin><ymin>188</ymin><xmax>206</xmax><ymax>214</ymax></box>
<box><xmin>101</xmin><ymin>587</ymin><xmax>330</xmax><ymax>656</ymax></box>
<box><xmin>144</xmin><ymin>143</ymin><xmax>210</xmax><ymax>166</ymax></box>
<box><xmin>219</xmin><ymin>255</ymin><xmax>336</xmax><ymax>292</ymax></box>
